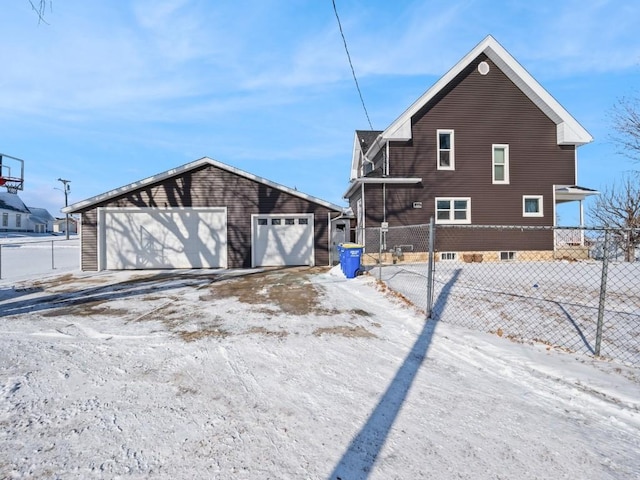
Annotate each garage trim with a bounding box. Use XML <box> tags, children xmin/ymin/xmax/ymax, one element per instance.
<box><xmin>251</xmin><ymin>213</ymin><xmax>315</xmax><ymax>268</ymax></box>
<box><xmin>97</xmin><ymin>206</ymin><xmax>227</xmax><ymax>270</ymax></box>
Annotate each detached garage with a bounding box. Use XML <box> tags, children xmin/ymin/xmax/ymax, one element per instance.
<box><xmin>63</xmin><ymin>157</ymin><xmax>345</xmax><ymax>271</ymax></box>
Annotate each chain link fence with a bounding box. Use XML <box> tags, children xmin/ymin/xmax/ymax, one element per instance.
<box><xmin>361</xmin><ymin>223</ymin><xmax>640</xmax><ymax>367</ymax></box>
<box><xmin>0</xmin><ymin>237</ymin><xmax>80</xmax><ymax>282</ymax></box>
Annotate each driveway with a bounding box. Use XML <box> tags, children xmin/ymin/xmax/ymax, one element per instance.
<box><xmin>1</xmin><ymin>266</ymin><xmax>639</xmax><ymax>479</ymax></box>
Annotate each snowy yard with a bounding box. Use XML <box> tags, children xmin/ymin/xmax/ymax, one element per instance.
<box><xmin>1</xmin><ymin>266</ymin><xmax>639</xmax><ymax>479</ymax></box>
<box><xmin>378</xmin><ymin>260</ymin><xmax>640</xmax><ymax>366</ymax></box>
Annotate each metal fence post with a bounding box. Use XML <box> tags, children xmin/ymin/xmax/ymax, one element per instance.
<box><xmin>426</xmin><ymin>216</ymin><xmax>435</xmax><ymax>319</ymax></box>
<box><xmin>595</xmin><ymin>229</ymin><xmax>610</xmax><ymax>356</ymax></box>
<box><xmin>378</xmin><ymin>228</ymin><xmax>383</xmax><ymax>281</ymax></box>
<box><xmin>51</xmin><ymin>240</ymin><xmax>55</xmax><ymax>270</ymax></box>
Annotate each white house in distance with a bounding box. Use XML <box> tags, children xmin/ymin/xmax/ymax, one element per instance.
<box><xmin>0</xmin><ymin>192</ymin><xmax>56</xmax><ymax>234</ymax></box>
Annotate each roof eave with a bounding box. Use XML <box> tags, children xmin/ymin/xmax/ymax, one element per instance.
<box><xmin>63</xmin><ymin>157</ymin><xmax>344</xmax><ymax>214</ymax></box>
<box><xmin>375</xmin><ymin>35</ymin><xmax>593</xmax><ymax>148</ymax></box>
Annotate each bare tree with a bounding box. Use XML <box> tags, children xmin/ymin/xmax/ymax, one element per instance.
<box><xmin>611</xmin><ymin>95</ymin><xmax>640</xmax><ymax>163</ymax></box>
<box><xmin>589</xmin><ymin>172</ymin><xmax>640</xmax><ymax>262</ymax></box>
<box><xmin>29</xmin><ymin>0</ymin><xmax>51</xmax><ymax>24</ymax></box>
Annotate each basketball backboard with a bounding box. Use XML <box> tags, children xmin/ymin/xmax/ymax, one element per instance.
<box><xmin>0</xmin><ymin>154</ymin><xmax>25</xmax><ymax>193</ymax></box>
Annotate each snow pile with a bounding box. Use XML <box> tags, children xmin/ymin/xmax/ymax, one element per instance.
<box><xmin>0</xmin><ymin>268</ymin><xmax>638</xmax><ymax>479</ymax></box>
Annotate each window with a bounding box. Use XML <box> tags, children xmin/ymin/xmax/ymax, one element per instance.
<box><xmin>16</xmin><ymin>214</ymin><xmax>21</xmax><ymax>228</ymax></box>
<box><xmin>271</xmin><ymin>219</ymin><xmax>281</xmax><ymax>225</ymax></box>
<box><xmin>440</xmin><ymin>252</ymin><xmax>457</xmax><ymax>261</ymax></box>
<box><xmin>298</xmin><ymin>218</ymin><xmax>308</xmax><ymax>225</ymax></box>
<box><xmin>492</xmin><ymin>144</ymin><xmax>509</xmax><ymax>184</ymax></box>
<box><xmin>285</xmin><ymin>218</ymin><xmax>295</xmax><ymax>225</ymax></box>
<box><xmin>437</xmin><ymin>130</ymin><xmax>455</xmax><ymax>170</ymax></box>
<box><xmin>257</xmin><ymin>218</ymin><xmax>268</xmax><ymax>225</ymax></box>
<box><xmin>435</xmin><ymin>197</ymin><xmax>471</xmax><ymax>224</ymax></box>
<box><xmin>1</xmin><ymin>213</ymin><xmax>7</xmax><ymax>227</ymax></box>
<box><xmin>500</xmin><ymin>251</ymin><xmax>516</xmax><ymax>261</ymax></box>
<box><xmin>523</xmin><ymin>195</ymin><xmax>543</xmax><ymax>217</ymax></box>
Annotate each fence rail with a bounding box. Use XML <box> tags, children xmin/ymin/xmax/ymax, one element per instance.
<box><xmin>0</xmin><ymin>237</ymin><xmax>80</xmax><ymax>281</ymax></box>
<box><xmin>363</xmin><ymin>223</ymin><xmax>640</xmax><ymax>367</ymax></box>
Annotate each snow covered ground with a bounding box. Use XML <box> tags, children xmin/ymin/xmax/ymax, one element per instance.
<box><xmin>0</xmin><ymin>234</ymin><xmax>79</xmax><ymax>282</ymax></box>
<box><xmin>1</xmin><ymin>265</ymin><xmax>639</xmax><ymax>479</ymax></box>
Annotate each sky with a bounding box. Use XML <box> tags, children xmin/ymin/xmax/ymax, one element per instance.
<box><xmin>1</xmin><ymin>0</ymin><xmax>639</xmax><ymax>225</ymax></box>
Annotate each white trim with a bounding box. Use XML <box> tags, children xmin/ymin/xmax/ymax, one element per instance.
<box><xmin>363</xmin><ymin>35</ymin><xmax>592</xmax><ymax>162</ymax></box>
<box><xmin>523</xmin><ymin>195</ymin><xmax>544</xmax><ymax>217</ymax></box>
<box><xmin>499</xmin><ymin>251</ymin><xmax>516</xmax><ymax>261</ymax></box>
<box><xmin>251</xmin><ymin>213</ymin><xmax>315</xmax><ymax>268</ymax></box>
<box><xmin>437</xmin><ymin>129</ymin><xmax>455</xmax><ymax>170</ymax></box>
<box><xmin>65</xmin><ymin>157</ymin><xmax>343</xmax><ymax>214</ymax></box>
<box><xmin>98</xmin><ymin>206</ymin><xmax>228</xmax><ymax>271</ymax></box>
<box><xmin>343</xmin><ymin>176</ymin><xmax>422</xmax><ymax>198</ymax></box>
<box><xmin>492</xmin><ymin>144</ymin><xmax>509</xmax><ymax>184</ymax></box>
<box><xmin>435</xmin><ymin>197</ymin><xmax>471</xmax><ymax>224</ymax></box>
<box><xmin>440</xmin><ymin>252</ymin><xmax>458</xmax><ymax>261</ymax></box>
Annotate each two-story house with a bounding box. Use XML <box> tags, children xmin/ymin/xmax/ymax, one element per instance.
<box><xmin>344</xmin><ymin>35</ymin><xmax>597</xmax><ymax>261</ymax></box>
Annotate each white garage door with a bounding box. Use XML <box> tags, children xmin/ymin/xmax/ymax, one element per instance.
<box><xmin>252</xmin><ymin>214</ymin><xmax>314</xmax><ymax>267</ymax></box>
<box><xmin>100</xmin><ymin>207</ymin><xmax>227</xmax><ymax>270</ymax></box>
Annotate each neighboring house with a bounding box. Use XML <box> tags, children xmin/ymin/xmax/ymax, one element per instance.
<box><xmin>53</xmin><ymin>217</ymin><xmax>78</xmax><ymax>234</ymax></box>
<box><xmin>63</xmin><ymin>157</ymin><xmax>347</xmax><ymax>271</ymax></box>
<box><xmin>344</xmin><ymin>35</ymin><xmax>598</xmax><ymax>260</ymax></box>
<box><xmin>0</xmin><ymin>192</ymin><xmax>31</xmax><ymax>232</ymax></box>
<box><xmin>27</xmin><ymin>207</ymin><xmax>55</xmax><ymax>233</ymax></box>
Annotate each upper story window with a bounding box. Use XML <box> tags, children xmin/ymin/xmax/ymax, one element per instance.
<box><xmin>492</xmin><ymin>144</ymin><xmax>509</xmax><ymax>184</ymax></box>
<box><xmin>435</xmin><ymin>197</ymin><xmax>471</xmax><ymax>224</ymax></box>
<box><xmin>523</xmin><ymin>195</ymin><xmax>543</xmax><ymax>217</ymax></box>
<box><xmin>437</xmin><ymin>130</ymin><xmax>455</xmax><ymax>170</ymax></box>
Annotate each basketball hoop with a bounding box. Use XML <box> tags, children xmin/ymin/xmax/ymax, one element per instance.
<box><xmin>0</xmin><ymin>176</ymin><xmax>23</xmax><ymax>194</ymax></box>
<box><xmin>0</xmin><ymin>154</ymin><xmax>26</xmax><ymax>194</ymax></box>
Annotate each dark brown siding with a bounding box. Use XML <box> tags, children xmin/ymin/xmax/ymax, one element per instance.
<box><xmin>78</xmin><ymin>164</ymin><xmax>339</xmax><ymax>270</ymax></box>
<box><xmin>80</xmin><ymin>210</ymin><xmax>98</xmax><ymax>271</ymax></box>
<box><xmin>358</xmin><ymin>54</ymin><xmax>577</xmax><ymax>251</ymax></box>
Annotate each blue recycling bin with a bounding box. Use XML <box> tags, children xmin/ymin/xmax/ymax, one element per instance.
<box><xmin>341</xmin><ymin>243</ymin><xmax>363</xmax><ymax>279</ymax></box>
<box><xmin>337</xmin><ymin>244</ymin><xmax>345</xmax><ymax>272</ymax></box>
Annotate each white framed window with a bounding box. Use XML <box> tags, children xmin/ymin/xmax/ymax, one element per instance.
<box><xmin>500</xmin><ymin>251</ymin><xmax>516</xmax><ymax>261</ymax></box>
<box><xmin>16</xmin><ymin>214</ymin><xmax>21</xmax><ymax>228</ymax></box>
<box><xmin>1</xmin><ymin>213</ymin><xmax>7</xmax><ymax>227</ymax></box>
<box><xmin>257</xmin><ymin>218</ymin><xmax>268</xmax><ymax>225</ymax></box>
<box><xmin>435</xmin><ymin>197</ymin><xmax>471</xmax><ymax>224</ymax></box>
<box><xmin>440</xmin><ymin>252</ymin><xmax>457</xmax><ymax>261</ymax></box>
<box><xmin>298</xmin><ymin>218</ymin><xmax>308</xmax><ymax>225</ymax></box>
<box><xmin>437</xmin><ymin>129</ymin><xmax>455</xmax><ymax>170</ymax></box>
<box><xmin>492</xmin><ymin>144</ymin><xmax>509</xmax><ymax>184</ymax></box>
<box><xmin>523</xmin><ymin>195</ymin><xmax>543</xmax><ymax>217</ymax></box>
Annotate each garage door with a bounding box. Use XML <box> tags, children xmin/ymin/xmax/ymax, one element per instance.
<box><xmin>252</xmin><ymin>214</ymin><xmax>314</xmax><ymax>267</ymax></box>
<box><xmin>100</xmin><ymin>207</ymin><xmax>227</xmax><ymax>270</ymax></box>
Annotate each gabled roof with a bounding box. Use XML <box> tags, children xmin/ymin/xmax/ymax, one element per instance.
<box><xmin>350</xmin><ymin>130</ymin><xmax>383</xmax><ymax>180</ymax></box>
<box><xmin>63</xmin><ymin>157</ymin><xmax>344</xmax><ymax>214</ymax></box>
<box><xmin>0</xmin><ymin>192</ymin><xmax>30</xmax><ymax>214</ymax></box>
<box><xmin>28</xmin><ymin>207</ymin><xmax>55</xmax><ymax>223</ymax></box>
<box><xmin>364</xmin><ymin>35</ymin><xmax>593</xmax><ymax>162</ymax></box>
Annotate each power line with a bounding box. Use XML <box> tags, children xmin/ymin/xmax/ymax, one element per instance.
<box><xmin>332</xmin><ymin>0</ymin><xmax>374</xmax><ymax>131</ymax></box>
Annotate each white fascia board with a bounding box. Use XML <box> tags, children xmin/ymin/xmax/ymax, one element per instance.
<box><xmin>483</xmin><ymin>43</ymin><xmax>593</xmax><ymax>146</ymax></box>
<box><xmin>343</xmin><ymin>177</ymin><xmax>422</xmax><ymax>199</ymax></box>
<box><xmin>64</xmin><ymin>157</ymin><xmax>344</xmax><ymax>214</ymax></box>
<box><xmin>350</xmin><ymin>133</ymin><xmax>362</xmax><ymax>180</ymax></box>
<box><xmin>375</xmin><ymin>35</ymin><xmax>593</xmax><ymax>148</ymax></box>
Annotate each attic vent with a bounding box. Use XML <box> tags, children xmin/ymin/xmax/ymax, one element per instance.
<box><xmin>478</xmin><ymin>61</ymin><xmax>490</xmax><ymax>75</ymax></box>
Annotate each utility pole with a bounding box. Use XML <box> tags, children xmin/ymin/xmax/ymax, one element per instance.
<box><xmin>57</xmin><ymin>178</ymin><xmax>71</xmax><ymax>240</ymax></box>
